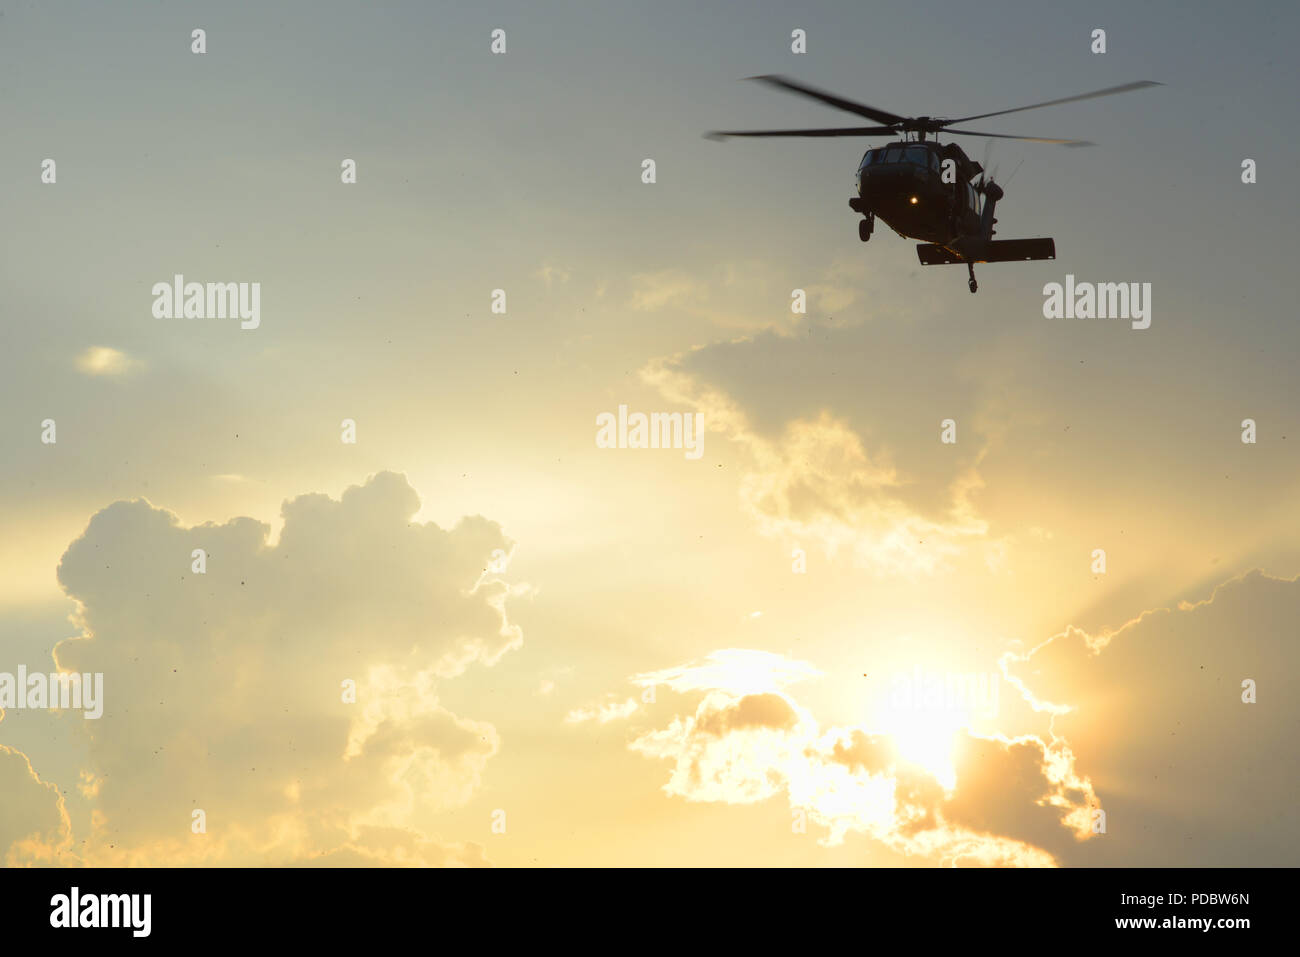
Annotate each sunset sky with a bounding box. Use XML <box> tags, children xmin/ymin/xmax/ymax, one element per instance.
<box><xmin>2</xmin><ymin>0</ymin><xmax>1298</xmax><ymax>867</ymax></box>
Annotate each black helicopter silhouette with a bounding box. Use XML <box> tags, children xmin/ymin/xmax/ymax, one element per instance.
<box><xmin>707</xmin><ymin>76</ymin><xmax>1160</xmax><ymax>292</ymax></box>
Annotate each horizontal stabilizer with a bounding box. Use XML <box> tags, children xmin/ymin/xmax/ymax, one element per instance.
<box><xmin>916</xmin><ymin>238</ymin><xmax>1056</xmax><ymax>265</ymax></box>
<box><xmin>981</xmin><ymin>238</ymin><xmax>1056</xmax><ymax>262</ymax></box>
<box><xmin>916</xmin><ymin>244</ymin><xmax>964</xmax><ymax>265</ymax></box>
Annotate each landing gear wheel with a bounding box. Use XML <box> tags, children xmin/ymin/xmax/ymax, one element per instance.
<box><xmin>967</xmin><ymin>263</ymin><xmax>978</xmax><ymax>294</ymax></box>
<box><xmin>858</xmin><ymin>215</ymin><xmax>873</xmax><ymax>243</ymax></box>
<box><xmin>968</xmin><ymin>278</ymin><xmax>978</xmax><ymax>294</ymax></box>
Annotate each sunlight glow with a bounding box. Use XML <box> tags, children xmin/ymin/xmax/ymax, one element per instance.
<box><xmin>875</xmin><ymin>707</ymin><xmax>968</xmax><ymax>790</ymax></box>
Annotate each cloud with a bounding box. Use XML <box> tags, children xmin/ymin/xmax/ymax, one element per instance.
<box><xmin>613</xmin><ymin>567</ymin><xmax>1300</xmax><ymax>866</ymax></box>
<box><xmin>565</xmin><ymin>695</ymin><xmax>639</xmax><ymax>725</ymax></box>
<box><xmin>642</xmin><ymin>353</ymin><xmax>990</xmax><ymax>575</ymax></box>
<box><xmin>627</xmin><ymin>270</ymin><xmax>705</xmax><ymax>313</ymax></box>
<box><xmin>566</xmin><ymin>648</ymin><xmax>816</xmax><ymax>727</ymax></box>
<box><xmin>284</xmin><ymin>826</ymin><xmax>489</xmax><ymax>867</ymax></box>
<box><xmin>619</xmin><ymin>651</ymin><xmax>1094</xmax><ymax>866</ymax></box>
<box><xmin>1004</xmin><ymin>568</ymin><xmax>1300</xmax><ymax>866</ymax></box>
<box><xmin>623</xmin><ymin>258</ymin><xmax>875</xmax><ymax>332</ymax></box>
<box><xmin>533</xmin><ymin>265</ymin><xmax>571</xmax><ymax>288</ymax></box>
<box><xmin>633</xmin><ymin>648</ymin><xmax>820</xmax><ymax>696</ymax></box>
<box><xmin>74</xmin><ymin>346</ymin><xmax>138</xmax><ymax>377</ymax></box>
<box><xmin>4</xmin><ymin>471</ymin><xmax>522</xmax><ymax>866</ymax></box>
<box><xmin>0</xmin><ymin>744</ymin><xmax>75</xmax><ymax>865</ymax></box>
<box><xmin>630</xmin><ymin>690</ymin><xmax>813</xmax><ymax>806</ymax></box>
<box><xmin>801</xmin><ymin>256</ymin><xmax>867</xmax><ymax>316</ymax></box>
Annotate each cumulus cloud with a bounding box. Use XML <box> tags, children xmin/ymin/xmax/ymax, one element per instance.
<box><xmin>642</xmin><ymin>353</ymin><xmax>989</xmax><ymax>575</ymax></box>
<box><xmin>609</xmin><ymin>568</ymin><xmax>1300</xmax><ymax>866</ymax></box>
<box><xmin>1004</xmin><ymin>568</ymin><xmax>1300</xmax><ymax>866</ymax></box>
<box><xmin>624</xmin><ymin>652</ymin><xmax>1095</xmax><ymax>867</ymax></box>
<box><xmin>7</xmin><ymin>471</ymin><xmax>522</xmax><ymax>866</ymax></box>
<box><xmin>0</xmin><ymin>744</ymin><xmax>74</xmax><ymax>865</ymax></box>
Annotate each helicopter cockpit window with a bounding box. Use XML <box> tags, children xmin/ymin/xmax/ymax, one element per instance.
<box><xmin>882</xmin><ymin>147</ymin><xmax>904</xmax><ymax>164</ymax></box>
<box><xmin>904</xmin><ymin>146</ymin><xmax>929</xmax><ymax>168</ymax></box>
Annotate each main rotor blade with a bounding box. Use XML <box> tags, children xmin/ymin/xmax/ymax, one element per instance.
<box><xmin>948</xmin><ymin>80</ymin><xmax>1162</xmax><ymax>124</ymax></box>
<box><xmin>944</xmin><ymin>128</ymin><xmax>1093</xmax><ymax>146</ymax></box>
<box><xmin>705</xmin><ymin>126</ymin><xmax>898</xmax><ymax>140</ymax></box>
<box><xmin>745</xmin><ymin>74</ymin><xmax>907</xmax><ymax>126</ymax></box>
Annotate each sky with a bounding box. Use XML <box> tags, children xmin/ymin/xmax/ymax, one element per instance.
<box><xmin>1</xmin><ymin>0</ymin><xmax>1298</xmax><ymax>867</ymax></box>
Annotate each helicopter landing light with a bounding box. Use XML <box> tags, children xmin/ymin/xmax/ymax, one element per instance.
<box><xmin>909</xmin><ymin>196</ymin><xmax>918</xmax><ymax>204</ymax></box>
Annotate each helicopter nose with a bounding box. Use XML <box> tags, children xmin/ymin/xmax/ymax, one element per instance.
<box><xmin>859</xmin><ymin>165</ymin><xmax>903</xmax><ymax>197</ymax></box>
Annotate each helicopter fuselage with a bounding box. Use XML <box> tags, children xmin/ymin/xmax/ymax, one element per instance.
<box><xmin>853</xmin><ymin>140</ymin><xmax>984</xmax><ymax>244</ymax></box>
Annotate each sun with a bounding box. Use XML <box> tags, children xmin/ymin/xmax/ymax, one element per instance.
<box><xmin>874</xmin><ymin>704</ymin><xmax>970</xmax><ymax>791</ymax></box>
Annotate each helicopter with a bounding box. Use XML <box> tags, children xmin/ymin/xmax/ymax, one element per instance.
<box><xmin>706</xmin><ymin>75</ymin><xmax>1160</xmax><ymax>292</ymax></box>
